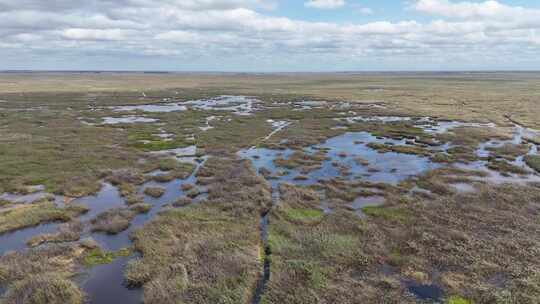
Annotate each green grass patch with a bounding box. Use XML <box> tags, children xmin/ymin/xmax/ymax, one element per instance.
<box><xmin>448</xmin><ymin>296</ymin><xmax>474</xmax><ymax>304</ymax></box>
<box><xmin>362</xmin><ymin>205</ymin><xmax>411</xmax><ymax>223</ymax></box>
<box><xmin>287</xmin><ymin>260</ymin><xmax>328</xmax><ymax>290</ymax></box>
<box><xmin>84</xmin><ymin>247</ymin><xmax>132</xmax><ymax>266</ymax></box>
<box><xmin>525</xmin><ymin>155</ymin><xmax>540</xmax><ymax>173</ymax></box>
<box><xmin>284</xmin><ymin>208</ymin><xmax>324</xmax><ymax>222</ymax></box>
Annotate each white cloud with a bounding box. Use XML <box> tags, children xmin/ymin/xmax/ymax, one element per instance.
<box><xmin>305</xmin><ymin>0</ymin><xmax>346</xmax><ymax>9</ymax></box>
<box><xmin>414</xmin><ymin>0</ymin><xmax>540</xmax><ymax>21</ymax></box>
<box><xmin>62</xmin><ymin>28</ymin><xmax>134</xmax><ymax>41</ymax></box>
<box><xmin>0</xmin><ymin>0</ymin><xmax>539</xmax><ymax>70</ymax></box>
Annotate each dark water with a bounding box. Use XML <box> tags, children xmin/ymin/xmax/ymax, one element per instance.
<box><xmin>0</xmin><ymin>223</ymin><xmax>59</xmax><ymax>255</ymax></box>
<box><xmin>81</xmin><ymin>256</ymin><xmax>142</xmax><ymax>304</ymax></box>
<box><xmin>406</xmin><ymin>282</ymin><xmax>444</xmax><ymax>302</ymax></box>
<box><xmin>79</xmin><ymin>160</ymin><xmax>206</xmax><ymax>304</ymax></box>
<box><xmin>252</xmin><ymin>213</ymin><xmax>271</xmax><ymax>304</ymax></box>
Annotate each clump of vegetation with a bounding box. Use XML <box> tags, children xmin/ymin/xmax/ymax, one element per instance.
<box><xmin>283</xmin><ymin>207</ymin><xmax>324</xmax><ymax>223</ymax></box>
<box><xmin>129</xmin><ymin>203</ymin><xmax>152</xmax><ymax>214</ymax></box>
<box><xmin>319</xmin><ymin>178</ymin><xmax>384</xmax><ymax>204</ymax></box>
<box><xmin>524</xmin><ymin>155</ymin><xmax>540</xmax><ymax>173</ymax></box>
<box><xmin>274</xmin><ymin>150</ymin><xmax>328</xmax><ymax>174</ymax></box>
<box><xmin>362</xmin><ymin>205</ymin><xmax>411</xmax><ymax>223</ymax></box>
<box><xmin>173</xmin><ymin>197</ymin><xmax>192</xmax><ymax>207</ymax></box>
<box><xmin>0</xmin><ymin>243</ymin><xmax>89</xmax><ymax>302</ymax></box>
<box><xmin>367</xmin><ymin>142</ymin><xmax>431</xmax><ymax>156</ymax></box>
<box><xmin>0</xmin><ymin>198</ymin><xmax>12</xmax><ymax>207</ymax></box>
<box><xmin>127</xmin><ymin>206</ymin><xmax>261</xmax><ymax>303</ymax></box>
<box><xmin>279</xmin><ymin>183</ymin><xmax>320</xmax><ymax>207</ymax></box>
<box><xmin>90</xmin><ymin>208</ymin><xmax>138</xmax><ymax>234</ymax></box>
<box><xmin>201</xmin><ymin>157</ymin><xmax>272</xmax><ymax>214</ymax></box>
<box><xmin>125</xmin><ymin>194</ymin><xmax>145</xmax><ymax>205</ymax></box>
<box><xmin>487</xmin><ymin>159</ymin><xmax>528</xmax><ymax>175</ymax></box>
<box><xmin>0</xmin><ymin>202</ymin><xmax>88</xmax><ymax>235</ymax></box>
<box><xmin>486</xmin><ymin>143</ymin><xmax>530</xmax><ymax>161</ymax></box>
<box><xmin>448</xmin><ymin>296</ymin><xmax>474</xmax><ymax>304</ymax></box>
<box><xmin>3</xmin><ymin>274</ymin><xmax>85</xmax><ymax>304</ymax></box>
<box><xmin>84</xmin><ymin>247</ymin><xmax>131</xmax><ymax>266</ymax></box>
<box><xmin>106</xmin><ymin>169</ymin><xmax>146</xmax><ymax>197</ymax></box>
<box><xmin>151</xmin><ymin>172</ymin><xmax>176</xmax><ymax>183</ymax></box>
<box><xmin>144</xmin><ymin>186</ymin><xmax>165</xmax><ymax>198</ymax></box>
<box><xmin>27</xmin><ymin>221</ymin><xmax>83</xmax><ymax>247</ymax></box>
<box><xmin>125</xmin><ymin>157</ymin><xmax>271</xmax><ymax>303</ymax></box>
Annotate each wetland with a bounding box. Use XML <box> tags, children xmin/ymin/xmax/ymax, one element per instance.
<box><xmin>1</xmin><ymin>72</ymin><xmax>540</xmax><ymax>304</ymax></box>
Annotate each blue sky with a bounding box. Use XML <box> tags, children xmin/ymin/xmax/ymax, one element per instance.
<box><xmin>1</xmin><ymin>0</ymin><xmax>540</xmax><ymax>71</ymax></box>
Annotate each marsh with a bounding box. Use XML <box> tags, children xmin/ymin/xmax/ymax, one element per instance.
<box><xmin>0</xmin><ymin>72</ymin><xmax>539</xmax><ymax>304</ymax></box>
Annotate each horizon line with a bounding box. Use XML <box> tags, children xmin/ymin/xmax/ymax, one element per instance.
<box><xmin>2</xmin><ymin>69</ymin><xmax>540</xmax><ymax>74</ymax></box>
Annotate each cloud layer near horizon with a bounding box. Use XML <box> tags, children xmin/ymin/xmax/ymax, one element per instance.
<box><xmin>1</xmin><ymin>0</ymin><xmax>539</xmax><ymax>70</ymax></box>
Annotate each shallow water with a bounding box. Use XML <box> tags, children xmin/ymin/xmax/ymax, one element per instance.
<box><xmin>0</xmin><ymin>223</ymin><xmax>59</xmax><ymax>256</ymax></box>
<box><xmin>406</xmin><ymin>281</ymin><xmax>444</xmax><ymax>302</ymax></box>
<box><xmin>80</xmin><ymin>256</ymin><xmax>142</xmax><ymax>304</ymax></box>
<box><xmin>102</xmin><ymin>116</ymin><xmax>159</xmax><ymax>124</ymax></box>
<box><xmin>200</xmin><ymin>116</ymin><xmax>217</xmax><ymax>131</ymax></box>
<box><xmin>183</xmin><ymin>95</ymin><xmax>259</xmax><ymax>115</ymax></box>
<box><xmin>450</xmin><ymin>183</ymin><xmax>476</xmax><ymax>193</ymax></box>
<box><xmin>240</xmin><ymin>132</ymin><xmax>441</xmax><ymax>190</ymax></box>
<box><xmin>111</xmin><ymin>103</ymin><xmax>187</xmax><ymax>113</ymax></box>
<box><xmin>80</xmin><ymin>160</ymin><xmax>206</xmax><ymax>304</ymax></box>
<box><xmin>74</xmin><ymin>183</ymin><xmax>126</xmax><ymax>221</ymax></box>
<box><xmin>351</xmin><ymin>196</ymin><xmax>385</xmax><ymax>216</ymax></box>
<box><xmin>0</xmin><ymin>191</ymin><xmax>64</xmax><ymax>205</ymax></box>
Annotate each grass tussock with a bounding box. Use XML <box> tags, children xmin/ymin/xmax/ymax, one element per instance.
<box><xmin>0</xmin><ymin>202</ymin><xmax>88</xmax><ymax>235</ymax></box>
<box><xmin>83</xmin><ymin>247</ymin><xmax>131</xmax><ymax>266</ymax></box>
<box><xmin>3</xmin><ymin>274</ymin><xmax>84</xmax><ymax>304</ymax></box>
<box><xmin>90</xmin><ymin>207</ymin><xmax>142</xmax><ymax>234</ymax></box>
<box><xmin>199</xmin><ymin>157</ymin><xmax>272</xmax><ymax>214</ymax></box>
<box><xmin>486</xmin><ymin>143</ymin><xmax>530</xmax><ymax>161</ymax></box>
<box><xmin>524</xmin><ymin>155</ymin><xmax>540</xmax><ymax>173</ymax></box>
<box><xmin>27</xmin><ymin>221</ymin><xmax>83</xmax><ymax>247</ymax></box>
<box><xmin>274</xmin><ymin>150</ymin><xmax>328</xmax><ymax>174</ymax></box>
<box><xmin>0</xmin><ymin>243</ymin><xmax>90</xmax><ymax>303</ymax></box>
<box><xmin>144</xmin><ymin>187</ymin><xmax>165</xmax><ymax>198</ymax></box>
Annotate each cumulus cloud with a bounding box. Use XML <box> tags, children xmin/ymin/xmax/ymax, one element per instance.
<box><xmin>414</xmin><ymin>0</ymin><xmax>540</xmax><ymax>20</ymax></box>
<box><xmin>0</xmin><ymin>0</ymin><xmax>539</xmax><ymax>70</ymax></box>
<box><xmin>305</xmin><ymin>0</ymin><xmax>346</xmax><ymax>9</ymax></box>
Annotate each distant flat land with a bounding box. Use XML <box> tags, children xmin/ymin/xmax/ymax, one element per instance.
<box><xmin>1</xmin><ymin>71</ymin><xmax>539</xmax><ymax>128</ymax></box>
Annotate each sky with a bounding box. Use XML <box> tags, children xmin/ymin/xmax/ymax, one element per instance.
<box><xmin>1</xmin><ymin>0</ymin><xmax>540</xmax><ymax>71</ymax></box>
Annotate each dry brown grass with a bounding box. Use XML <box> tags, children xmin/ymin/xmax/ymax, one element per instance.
<box><xmin>143</xmin><ymin>187</ymin><xmax>165</xmax><ymax>198</ymax></box>
<box><xmin>3</xmin><ymin>274</ymin><xmax>84</xmax><ymax>304</ymax></box>
<box><xmin>90</xmin><ymin>208</ymin><xmax>136</xmax><ymax>234</ymax></box>
<box><xmin>27</xmin><ymin>221</ymin><xmax>83</xmax><ymax>247</ymax></box>
<box><xmin>125</xmin><ymin>157</ymin><xmax>272</xmax><ymax>303</ymax></box>
<box><xmin>0</xmin><ymin>202</ymin><xmax>88</xmax><ymax>235</ymax></box>
<box><xmin>263</xmin><ymin>181</ymin><xmax>540</xmax><ymax>304</ymax></box>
